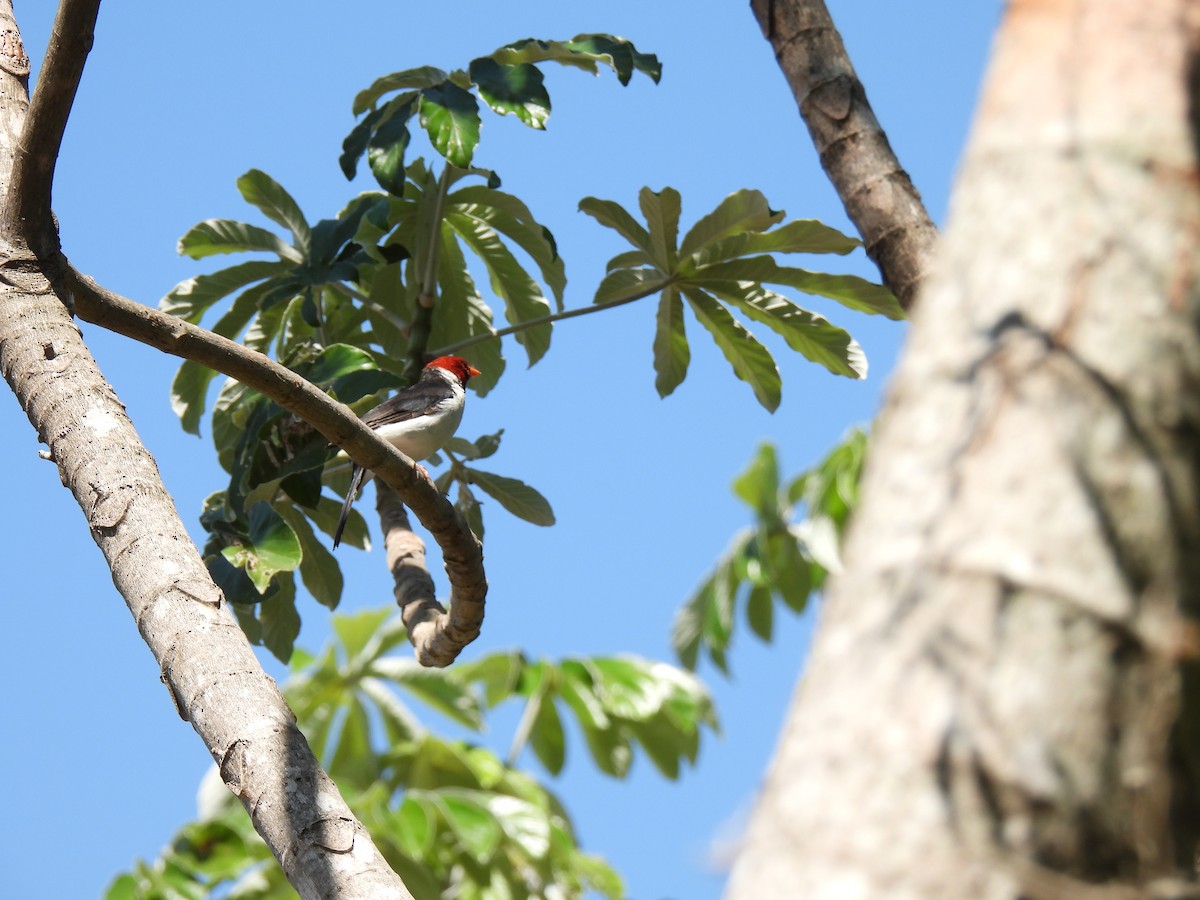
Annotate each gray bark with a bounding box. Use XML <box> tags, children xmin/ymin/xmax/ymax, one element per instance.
<box><xmin>0</xmin><ymin>2</ymin><xmax>411</xmax><ymax>896</ymax></box>
<box><xmin>729</xmin><ymin>0</ymin><xmax>1200</xmax><ymax>896</ymax></box>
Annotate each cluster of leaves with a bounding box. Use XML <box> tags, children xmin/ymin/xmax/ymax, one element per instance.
<box><xmin>166</xmin><ymin>163</ymin><xmax>563</xmax><ymax>661</ymax></box>
<box><xmin>341</xmin><ymin>35</ymin><xmax>661</xmax><ymax>192</ymax></box>
<box><xmin>582</xmin><ymin>187</ymin><xmax>902</xmax><ymax>411</ymax></box>
<box><xmin>673</xmin><ymin>429</ymin><xmax>867</xmax><ymax>672</ymax></box>
<box><xmin>160</xmin><ymin>34</ymin><xmax>896</xmax><ymax>667</ymax></box>
<box><xmin>106</xmin><ymin>607</ymin><xmax>716</xmax><ymax>899</ymax></box>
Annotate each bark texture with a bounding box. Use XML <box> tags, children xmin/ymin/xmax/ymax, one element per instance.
<box><xmin>729</xmin><ymin>0</ymin><xmax>1200</xmax><ymax>896</ymax></box>
<box><xmin>0</xmin><ymin>2</ymin><xmax>411</xmax><ymax>896</ymax></box>
<box><xmin>751</xmin><ymin>0</ymin><xmax>938</xmax><ymax>310</ymax></box>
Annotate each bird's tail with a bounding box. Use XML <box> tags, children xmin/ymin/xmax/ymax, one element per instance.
<box><xmin>333</xmin><ymin>464</ymin><xmax>368</xmax><ymax>549</ymax></box>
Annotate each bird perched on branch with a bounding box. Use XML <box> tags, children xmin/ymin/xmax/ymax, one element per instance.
<box><xmin>333</xmin><ymin>355</ymin><xmax>480</xmax><ymax>549</ymax></box>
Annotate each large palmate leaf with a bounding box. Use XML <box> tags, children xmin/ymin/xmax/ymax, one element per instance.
<box><xmin>673</xmin><ymin>430</ymin><xmax>868</xmax><ymax>673</ymax></box>
<box><xmin>581</xmin><ymin>187</ymin><xmax>899</xmax><ymax>410</ymax></box>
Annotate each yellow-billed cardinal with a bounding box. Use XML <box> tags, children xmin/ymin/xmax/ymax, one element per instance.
<box><xmin>333</xmin><ymin>355</ymin><xmax>480</xmax><ymax>549</ymax></box>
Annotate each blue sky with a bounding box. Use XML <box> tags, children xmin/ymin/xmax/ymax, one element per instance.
<box><xmin>1</xmin><ymin>3</ymin><xmax>999</xmax><ymax>898</ymax></box>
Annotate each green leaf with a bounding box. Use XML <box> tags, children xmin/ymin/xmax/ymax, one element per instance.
<box><xmin>448</xmin><ymin>185</ymin><xmax>566</xmax><ymax>308</ymax></box>
<box><xmin>276</xmin><ymin>503</ymin><xmax>343</xmax><ymax>610</ymax></box>
<box><xmin>606</xmin><ymin>249</ymin><xmax>653</xmax><ymax>272</ymax></box>
<box><xmin>160</xmin><ymin>260</ymin><xmax>285</xmax><ymax>323</ymax></box>
<box><xmin>671</xmin><ymin>577</ymin><xmax>708</xmax><ymax>671</ymax></box>
<box><xmin>557</xmin><ymin>664</ymin><xmax>631</xmax><ymax>778</ymax></box>
<box><xmin>732</xmin><ymin>443</ymin><xmax>780</xmax><ymax>518</ymax></box>
<box><xmin>419</xmin><ymin>82</ymin><xmax>481</xmax><ymax>168</ymax></box>
<box><xmin>339</xmin><ymin>104</ymin><xmax>388</xmax><ymax>181</ymax></box>
<box><xmin>303</xmin><ymin>343</ymin><xmax>378</xmax><ymax>385</ymax></box>
<box><xmin>593</xmin><ymin>267</ymin><xmax>671</xmax><ymax>306</ymax></box>
<box><xmin>353</xmin><ymin>65</ymin><xmax>450</xmax><ymax>116</ymax></box>
<box><xmin>579</xmin><ymin>196</ymin><xmax>656</xmax><ymax>260</ymax></box>
<box><xmin>652</xmin><ymin>285</ymin><xmax>689</xmax><ymax>398</ymax></box>
<box><xmin>431</xmin><ymin>226</ymin><xmax>505</xmax><ymax>395</ymax></box>
<box><xmin>468</xmin><ymin>469</ymin><xmax>555</xmax><ymax>526</ymax></box>
<box><xmin>745</xmin><ymin>584</ymin><xmax>774</xmax><ymax>642</ymax></box>
<box><xmin>492</xmin><ymin>35</ymin><xmax>661</xmax><ymax>84</ymax></box>
<box><xmin>696</xmin><ymin>256</ymin><xmax>903</xmax><ymax>319</ymax></box>
<box><xmin>682</xmin><ymin>287</ymin><xmax>781</xmax><ymax>412</ymax></box>
<box><xmin>679</xmin><ymin>189</ymin><xmax>784</xmax><ymax>259</ymax></box>
<box><xmin>220</xmin><ymin>502</ymin><xmax>302</xmax><ymax>593</ymax></box>
<box><xmin>519</xmin><ymin>668</ymin><xmax>566</xmax><ymax>775</ymax></box>
<box><xmin>236</xmin><ymin>169</ymin><xmax>312</xmax><ymax>257</ymax></box>
<box><xmin>692</xmin><ymin>218</ymin><xmax>860</xmax><ymax>267</ymax></box>
<box><xmin>445</xmin><ymin>211</ymin><xmax>552</xmax><ymax>364</ymax></box>
<box><xmin>707</xmin><ymin>282</ymin><xmax>867</xmax><ymax>379</ymax></box>
<box><xmin>259</xmin><ymin>574</ymin><xmax>300</xmax><ymax>663</ymax></box>
<box><xmin>370</xmin><ymin>657</ymin><xmax>484</xmax><ymax>729</ymax></box>
<box><xmin>639</xmin><ymin>186</ymin><xmax>680</xmax><ymax>270</ymax></box>
<box><xmin>488</xmin><ymin>795</ymin><xmax>551</xmax><ymax>859</ymax></box>
<box><xmin>368</xmin><ymin>97</ymin><xmax>418</xmax><ymax>195</ymax></box>
<box><xmin>452</xmin><ymin>650</ymin><xmax>524</xmax><ymax>707</ymax></box>
<box><xmin>469</xmin><ymin>57</ymin><xmax>550</xmax><ymax>129</ymax></box>
<box><xmin>171</xmin><ymin>360</ymin><xmax>218</xmax><ymax>437</ymax></box>
<box><xmin>435</xmin><ymin>791</ymin><xmax>502</xmax><ymax>864</ymax></box>
<box><xmin>178</xmin><ymin>219</ymin><xmax>301</xmax><ymax>263</ymax></box>
<box><xmin>328</xmin><ymin>697</ymin><xmax>380</xmax><ymax>787</ymax></box>
<box><xmin>308</xmin><ymin>495</ymin><xmax>369</xmax><ymax>550</ymax></box>
<box><xmin>333</xmin><ymin>607</ymin><xmax>393</xmax><ymax>663</ymax></box>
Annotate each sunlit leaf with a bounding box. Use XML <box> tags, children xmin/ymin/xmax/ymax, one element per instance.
<box><xmin>160</xmin><ymin>260</ymin><xmax>285</xmax><ymax>323</ymax></box>
<box><xmin>467</xmin><ymin>469</ymin><xmax>555</xmax><ymax>526</ymax></box>
<box><xmin>639</xmin><ymin>186</ymin><xmax>680</xmax><ymax>271</ymax></box>
<box><xmin>652</xmin><ymin>285</ymin><xmax>689</xmax><ymax>398</ymax></box>
<box><xmin>236</xmin><ymin>169</ymin><xmax>312</xmax><ymax>256</ymax></box>
<box><xmin>682</xmin><ymin>287</ymin><xmax>781</xmax><ymax>412</ymax></box>
<box><xmin>178</xmin><ymin>219</ymin><xmax>301</xmax><ymax>263</ymax></box>
<box><xmin>678</xmin><ymin>189</ymin><xmax>783</xmax><ymax>259</ymax></box>
<box><xmin>353</xmin><ymin>65</ymin><xmax>450</xmax><ymax>116</ymax></box>
<box><xmin>707</xmin><ymin>282</ymin><xmax>866</xmax><ymax>379</ymax></box>
<box><xmin>419</xmin><ymin>82</ymin><xmax>481</xmax><ymax>168</ymax></box>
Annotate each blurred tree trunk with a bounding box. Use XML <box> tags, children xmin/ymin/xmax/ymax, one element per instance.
<box><xmin>730</xmin><ymin>0</ymin><xmax>1200</xmax><ymax>896</ymax></box>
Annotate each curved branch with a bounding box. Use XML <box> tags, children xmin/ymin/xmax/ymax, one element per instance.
<box><xmin>0</xmin><ymin>0</ymin><xmax>94</xmax><ymax>254</ymax></box>
<box><xmin>751</xmin><ymin>0</ymin><xmax>937</xmax><ymax>310</ymax></box>
<box><xmin>0</xmin><ymin>2</ymin><xmax>415</xmax><ymax>895</ymax></box>
<box><xmin>65</xmin><ymin>268</ymin><xmax>487</xmax><ymax>666</ymax></box>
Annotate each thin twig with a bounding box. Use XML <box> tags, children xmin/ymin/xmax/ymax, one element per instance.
<box><xmin>431</xmin><ymin>281</ymin><xmax>666</xmax><ymax>357</ymax></box>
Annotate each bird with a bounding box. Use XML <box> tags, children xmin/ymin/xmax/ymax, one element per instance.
<box><xmin>332</xmin><ymin>355</ymin><xmax>480</xmax><ymax>549</ymax></box>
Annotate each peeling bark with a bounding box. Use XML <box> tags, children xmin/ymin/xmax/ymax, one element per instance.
<box><xmin>730</xmin><ymin>0</ymin><xmax>1200</xmax><ymax>896</ymax></box>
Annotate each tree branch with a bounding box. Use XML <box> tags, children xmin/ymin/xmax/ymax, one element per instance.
<box><xmin>0</xmin><ymin>0</ymin><xmax>94</xmax><ymax>254</ymax></box>
<box><xmin>0</xmin><ymin>2</ymin><xmax>415</xmax><ymax>896</ymax></box>
<box><xmin>750</xmin><ymin>0</ymin><xmax>937</xmax><ymax>310</ymax></box>
<box><xmin>66</xmin><ymin>267</ymin><xmax>488</xmax><ymax>667</ymax></box>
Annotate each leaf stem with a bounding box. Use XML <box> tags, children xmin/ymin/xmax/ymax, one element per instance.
<box><xmin>404</xmin><ymin>164</ymin><xmax>454</xmax><ymax>384</ymax></box>
<box><xmin>328</xmin><ymin>280</ymin><xmax>411</xmax><ymax>333</ymax></box>
<box><xmin>431</xmin><ymin>282</ymin><xmax>666</xmax><ymax>357</ymax></box>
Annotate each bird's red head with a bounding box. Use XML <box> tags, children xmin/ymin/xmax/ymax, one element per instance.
<box><xmin>425</xmin><ymin>355</ymin><xmax>481</xmax><ymax>385</ymax></box>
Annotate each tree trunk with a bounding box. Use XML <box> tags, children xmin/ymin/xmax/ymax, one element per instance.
<box><xmin>0</xmin><ymin>3</ymin><xmax>410</xmax><ymax>896</ymax></box>
<box><xmin>729</xmin><ymin>0</ymin><xmax>1200</xmax><ymax>896</ymax></box>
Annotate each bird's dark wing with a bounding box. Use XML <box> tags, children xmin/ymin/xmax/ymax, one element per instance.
<box><xmin>360</xmin><ymin>382</ymin><xmax>448</xmax><ymax>430</ymax></box>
